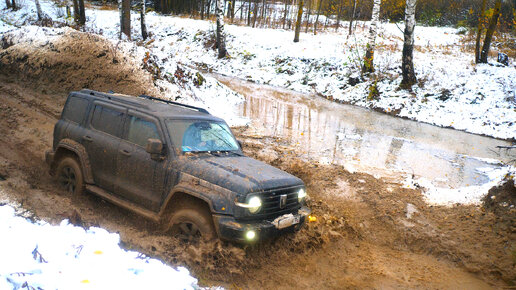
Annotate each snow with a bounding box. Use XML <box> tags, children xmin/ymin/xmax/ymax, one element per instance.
<box><xmin>0</xmin><ymin>201</ymin><xmax>198</xmax><ymax>289</ymax></box>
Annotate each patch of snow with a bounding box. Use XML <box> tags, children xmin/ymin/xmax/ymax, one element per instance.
<box><xmin>0</xmin><ymin>203</ymin><xmax>198</xmax><ymax>289</ymax></box>
<box><xmin>406</xmin><ymin>203</ymin><xmax>418</xmax><ymax>219</ymax></box>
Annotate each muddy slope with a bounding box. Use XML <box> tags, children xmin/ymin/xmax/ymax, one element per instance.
<box><xmin>0</xmin><ymin>30</ymin><xmax>513</xmax><ymax>288</ymax></box>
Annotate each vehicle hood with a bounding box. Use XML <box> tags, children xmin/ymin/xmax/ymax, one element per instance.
<box><xmin>176</xmin><ymin>155</ymin><xmax>304</xmax><ymax>195</ymax></box>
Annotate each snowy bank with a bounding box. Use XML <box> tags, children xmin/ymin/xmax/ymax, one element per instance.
<box><xmin>0</xmin><ymin>203</ymin><xmax>198</xmax><ymax>289</ymax></box>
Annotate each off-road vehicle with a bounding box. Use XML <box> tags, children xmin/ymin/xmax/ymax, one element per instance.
<box><xmin>46</xmin><ymin>90</ymin><xmax>310</xmax><ymax>242</ymax></box>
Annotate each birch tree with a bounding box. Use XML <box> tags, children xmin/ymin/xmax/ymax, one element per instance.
<box><xmin>348</xmin><ymin>0</ymin><xmax>357</xmax><ymax>37</ymax></box>
<box><xmin>35</xmin><ymin>0</ymin><xmax>43</xmax><ymax>20</ymax></box>
<box><xmin>216</xmin><ymin>0</ymin><xmax>228</xmax><ymax>58</ymax></box>
<box><xmin>141</xmin><ymin>0</ymin><xmax>148</xmax><ymax>40</ymax></box>
<box><xmin>479</xmin><ymin>0</ymin><xmax>502</xmax><ymax>63</ymax></box>
<box><xmin>313</xmin><ymin>0</ymin><xmax>323</xmax><ymax>35</ymax></box>
<box><xmin>119</xmin><ymin>0</ymin><xmax>131</xmax><ymax>39</ymax></box>
<box><xmin>293</xmin><ymin>0</ymin><xmax>304</xmax><ymax>42</ymax></box>
<box><xmin>78</xmin><ymin>0</ymin><xmax>86</xmax><ymax>25</ymax></box>
<box><xmin>401</xmin><ymin>0</ymin><xmax>417</xmax><ymax>87</ymax></box>
<box><xmin>362</xmin><ymin>0</ymin><xmax>381</xmax><ymax>73</ymax></box>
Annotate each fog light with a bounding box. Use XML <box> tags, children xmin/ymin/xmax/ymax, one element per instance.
<box><xmin>245</xmin><ymin>230</ymin><xmax>256</xmax><ymax>241</ymax></box>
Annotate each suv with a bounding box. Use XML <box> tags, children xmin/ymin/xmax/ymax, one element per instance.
<box><xmin>46</xmin><ymin>90</ymin><xmax>310</xmax><ymax>243</ymax></box>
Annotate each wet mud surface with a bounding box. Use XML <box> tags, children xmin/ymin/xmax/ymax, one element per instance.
<box><xmin>0</xmin><ymin>33</ymin><xmax>514</xmax><ymax>288</ymax></box>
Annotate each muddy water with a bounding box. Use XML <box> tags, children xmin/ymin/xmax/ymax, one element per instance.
<box><xmin>216</xmin><ymin>75</ymin><xmax>515</xmax><ymax>189</ymax></box>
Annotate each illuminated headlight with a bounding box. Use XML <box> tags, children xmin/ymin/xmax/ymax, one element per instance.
<box><xmin>298</xmin><ymin>188</ymin><xmax>307</xmax><ymax>202</ymax></box>
<box><xmin>235</xmin><ymin>196</ymin><xmax>262</xmax><ymax>213</ymax></box>
<box><xmin>245</xmin><ymin>230</ymin><xmax>256</xmax><ymax>241</ymax></box>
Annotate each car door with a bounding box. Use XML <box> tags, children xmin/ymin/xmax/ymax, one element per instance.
<box><xmin>115</xmin><ymin>110</ymin><xmax>167</xmax><ymax>211</ymax></box>
<box><xmin>83</xmin><ymin>102</ymin><xmax>126</xmax><ymax>192</ymax></box>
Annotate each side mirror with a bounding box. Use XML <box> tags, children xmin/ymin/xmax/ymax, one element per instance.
<box><xmin>237</xmin><ymin>140</ymin><xmax>243</xmax><ymax>149</ymax></box>
<box><xmin>146</xmin><ymin>138</ymin><xmax>163</xmax><ymax>160</ymax></box>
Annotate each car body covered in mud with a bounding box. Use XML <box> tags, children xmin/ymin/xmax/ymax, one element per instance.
<box><xmin>45</xmin><ymin>89</ymin><xmax>310</xmax><ymax>242</ymax></box>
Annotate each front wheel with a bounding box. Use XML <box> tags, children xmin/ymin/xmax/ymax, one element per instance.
<box><xmin>55</xmin><ymin>157</ymin><xmax>84</xmax><ymax>195</ymax></box>
<box><xmin>169</xmin><ymin>203</ymin><xmax>216</xmax><ymax>242</ymax></box>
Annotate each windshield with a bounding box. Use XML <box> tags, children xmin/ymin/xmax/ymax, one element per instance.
<box><xmin>166</xmin><ymin>120</ymin><xmax>239</xmax><ymax>152</ymax></box>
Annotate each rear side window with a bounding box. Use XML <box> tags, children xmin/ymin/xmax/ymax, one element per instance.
<box><xmin>126</xmin><ymin>115</ymin><xmax>160</xmax><ymax>147</ymax></box>
<box><xmin>91</xmin><ymin>105</ymin><xmax>124</xmax><ymax>137</ymax></box>
<box><xmin>62</xmin><ymin>96</ymin><xmax>89</xmax><ymax>124</ymax></box>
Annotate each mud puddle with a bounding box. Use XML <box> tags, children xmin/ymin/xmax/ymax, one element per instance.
<box><xmin>215</xmin><ymin>74</ymin><xmax>515</xmax><ymax>189</ymax></box>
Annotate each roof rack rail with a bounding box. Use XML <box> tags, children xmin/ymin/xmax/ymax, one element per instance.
<box><xmin>138</xmin><ymin>95</ymin><xmax>210</xmax><ymax>115</ymax></box>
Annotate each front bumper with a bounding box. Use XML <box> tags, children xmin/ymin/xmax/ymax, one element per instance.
<box><xmin>213</xmin><ymin>206</ymin><xmax>311</xmax><ymax>243</ymax></box>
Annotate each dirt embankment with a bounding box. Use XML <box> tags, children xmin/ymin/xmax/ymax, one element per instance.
<box><xmin>0</xmin><ymin>28</ymin><xmax>159</xmax><ymax>96</ymax></box>
<box><xmin>0</xmin><ymin>30</ymin><xmax>514</xmax><ymax>289</ymax></box>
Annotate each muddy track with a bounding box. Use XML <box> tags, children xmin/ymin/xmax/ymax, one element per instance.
<box><xmin>0</xmin><ymin>31</ymin><xmax>514</xmax><ymax>288</ymax></box>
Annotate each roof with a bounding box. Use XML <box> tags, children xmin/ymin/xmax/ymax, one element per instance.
<box><xmin>75</xmin><ymin>89</ymin><xmax>222</xmax><ymax>121</ymax></box>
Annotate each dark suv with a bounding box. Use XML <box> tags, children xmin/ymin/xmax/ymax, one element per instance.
<box><xmin>46</xmin><ymin>90</ymin><xmax>310</xmax><ymax>242</ymax></box>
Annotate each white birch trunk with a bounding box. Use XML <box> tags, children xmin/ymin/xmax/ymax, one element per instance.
<box><xmin>118</xmin><ymin>0</ymin><xmax>123</xmax><ymax>39</ymax></box>
<box><xmin>141</xmin><ymin>0</ymin><xmax>148</xmax><ymax>40</ymax></box>
<box><xmin>216</xmin><ymin>0</ymin><xmax>227</xmax><ymax>58</ymax></box>
<box><xmin>35</xmin><ymin>0</ymin><xmax>43</xmax><ymax>20</ymax></box>
<box><xmin>401</xmin><ymin>0</ymin><xmax>417</xmax><ymax>87</ymax></box>
<box><xmin>362</xmin><ymin>0</ymin><xmax>381</xmax><ymax>73</ymax></box>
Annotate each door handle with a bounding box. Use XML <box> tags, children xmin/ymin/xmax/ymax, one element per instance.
<box><xmin>82</xmin><ymin>135</ymin><xmax>93</xmax><ymax>142</ymax></box>
<box><xmin>119</xmin><ymin>149</ymin><xmax>131</xmax><ymax>156</ymax></box>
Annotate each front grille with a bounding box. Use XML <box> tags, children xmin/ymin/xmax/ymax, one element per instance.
<box><xmin>238</xmin><ymin>186</ymin><xmax>302</xmax><ymax>221</ymax></box>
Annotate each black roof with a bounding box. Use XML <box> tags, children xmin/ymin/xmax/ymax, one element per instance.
<box><xmin>75</xmin><ymin>89</ymin><xmax>223</xmax><ymax>121</ymax></box>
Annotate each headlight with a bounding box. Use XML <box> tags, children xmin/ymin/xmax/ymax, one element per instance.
<box><xmin>298</xmin><ymin>188</ymin><xmax>307</xmax><ymax>202</ymax></box>
<box><xmin>235</xmin><ymin>196</ymin><xmax>262</xmax><ymax>214</ymax></box>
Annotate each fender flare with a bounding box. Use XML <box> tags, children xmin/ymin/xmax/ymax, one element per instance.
<box><xmin>55</xmin><ymin>139</ymin><xmax>94</xmax><ymax>184</ymax></box>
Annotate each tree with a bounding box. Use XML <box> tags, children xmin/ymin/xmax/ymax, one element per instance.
<box><xmin>313</xmin><ymin>0</ymin><xmax>323</xmax><ymax>35</ymax></box>
<box><xmin>5</xmin><ymin>0</ymin><xmax>11</xmax><ymax>9</ymax></box>
<box><xmin>35</xmin><ymin>0</ymin><xmax>43</xmax><ymax>20</ymax></box>
<box><xmin>479</xmin><ymin>0</ymin><xmax>502</xmax><ymax>63</ymax></box>
<box><xmin>216</xmin><ymin>0</ymin><xmax>227</xmax><ymax>58</ymax></box>
<box><xmin>401</xmin><ymin>0</ymin><xmax>417</xmax><ymax>88</ymax></box>
<box><xmin>362</xmin><ymin>0</ymin><xmax>381</xmax><ymax>73</ymax></box>
<box><xmin>348</xmin><ymin>0</ymin><xmax>357</xmax><ymax>36</ymax></box>
<box><xmin>72</xmin><ymin>0</ymin><xmax>79</xmax><ymax>23</ymax></box>
<box><xmin>78</xmin><ymin>0</ymin><xmax>86</xmax><ymax>25</ymax></box>
<box><xmin>119</xmin><ymin>0</ymin><xmax>131</xmax><ymax>39</ymax></box>
<box><xmin>475</xmin><ymin>0</ymin><xmax>487</xmax><ymax>63</ymax></box>
<box><xmin>141</xmin><ymin>0</ymin><xmax>148</xmax><ymax>40</ymax></box>
<box><xmin>294</xmin><ymin>0</ymin><xmax>304</xmax><ymax>42</ymax></box>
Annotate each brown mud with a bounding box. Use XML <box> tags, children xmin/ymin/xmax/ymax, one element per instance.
<box><xmin>0</xmin><ymin>31</ymin><xmax>514</xmax><ymax>289</ymax></box>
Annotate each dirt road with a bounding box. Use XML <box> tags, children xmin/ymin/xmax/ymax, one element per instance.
<box><xmin>0</xmin><ymin>30</ymin><xmax>514</xmax><ymax>288</ymax></box>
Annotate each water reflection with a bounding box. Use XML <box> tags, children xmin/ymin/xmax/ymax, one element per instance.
<box><xmin>215</xmin><ymin>75</ymin><xmax>515</xmax><ymax>189</ymax></box>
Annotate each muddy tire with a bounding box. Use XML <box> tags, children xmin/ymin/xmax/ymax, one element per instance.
<box><xmin>56</xmin><ymin>157</ymin><xmax>84</xmax><ymax>195</ymax></box>
<box><xmin>169</xmin><ymin>202</ymin><xmax>216</xmax><ymax>242</ymax></box>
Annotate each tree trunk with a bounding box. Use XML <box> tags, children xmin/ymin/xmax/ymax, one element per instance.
<box><xmin>475</xmin><ymin>0</ymin><xmax>487</xmax><ymax>63</ymax></box>
<box><xmin>216</xmin><ymin>0</ymin><xmax>227</xmax><ymax>58</ymax></box>
<box><xmin>247</xmin><ymin>0</ymin><xmax>252</xmax><ymax>25</ymax></box>
<box><xmin>293</xmin><ymin>0</ymin><xmax>304</xmax><ymax>42</ymax></box>
<box><xmin>72</xmin><ymin>0</ymin><xmax>79</xmax><ymax>22</ymax></box>
<box><xmin>252</xmin><ymin>0</ymin><xmax>259</xmax><ymax>27</ymax></box>
<box><xmin>5</xmin><ymin>0</ymin><xmax>11</xmax><ymax>9</ymax></box>
<box><xmin>401</xmin><ymin>0</ymin><xmax>417</xmax><ymax>88</ymax></box>
<box><xmin>348</xmin><ymin>0</ymin><xmax>356</xmax><ymax>37</ymax></box>
<box><xmin>119</xmin><ymin>0</ymin><xmax>131</xmax><ymax>39</ymax></box>
<box><xmin>335</xmin><ymin>0</ymin><xmax>342</xmax><ymax>31</ymax></box>
<box><xmin>141</xmin><ymin>0</ymin><xmax>148</xmax><ymax>40</ymax></box>
<box><xmin>479</xmin><ymin>0</ymin><xmax>501</xmax><ymax>63</ymax></box>
<box><xmin>283</xmin><ymin>0</ymin><xmax>289</xmax><ymax>29</ymax></box>
<box><xmin>11</xmin><ymin>0</ymin><xmax>16</xmax><ymax>10</ymax></box>
<box><xmin>313</xmin><ymin>0</ymin><xmax>323</xmax><ymax>35</ymax></box>
<box><xmin>200</xmin><ymin>0</ymin><xmax>205</xmax><ymax>19</ymax></box>
<box><xmin>78</xmin><ymin>0</ymin><xmax>86</xmax><ymax>25</ymax></box>
<box><xmin>362</xmin><ymin>0</ymin><xmax>380</xmax><ymax>73</ymax></box>
<box><xmin>230</xmin><ymin>0</ymin><xmax>235</xmax><ymax>22</ymax></box>
<box><xmin>35</xmin><ymin>0</ymin><xmax>43</xmax><ymax>20</ymax></box>
<box><xmin>305</xmin><ymin>0</ymin><xmax>311</xmax><ymax>33</ymax></box>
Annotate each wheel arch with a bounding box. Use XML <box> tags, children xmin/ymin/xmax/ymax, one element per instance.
<box><xmin>52</xmin><ymin>139</ymin><xmax>94</xmax><ymax>184</ymax></box>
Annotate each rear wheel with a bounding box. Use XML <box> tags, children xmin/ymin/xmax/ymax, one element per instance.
<box><xmin>56</xmin><ymin>157</ymin><xmax>84</xmax><ymax>195</ymax></box>
<box><xmin>169</xmin><ymin>201</ymin><xmax>216</xmax><ymax>242</ymax></box>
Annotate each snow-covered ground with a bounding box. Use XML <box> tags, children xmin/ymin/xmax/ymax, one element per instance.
<box><xmin>0</xmin><ymin>200</ymin><xmax>197</xmax><ymax>289</ymax></box>
<box><xmin>1</xmin><ymin>0</ymin><xmax>515</xmax><ymax>139</ymax></box>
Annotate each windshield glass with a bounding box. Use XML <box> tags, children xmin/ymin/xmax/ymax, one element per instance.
<box><xmin>166</xmin><ymin>120</ymin><xmax>239</xmax><ymax>152</ymax></box>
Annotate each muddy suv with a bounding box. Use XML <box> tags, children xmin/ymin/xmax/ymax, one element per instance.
<box><xmin>45</xmin><ymin>90</ymin><xmax>310</xmax><ymax>242</ymax></box>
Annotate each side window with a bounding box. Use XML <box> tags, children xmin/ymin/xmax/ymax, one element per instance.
<box><xmin>62</xmin><ymin>96</ymin><xmax>89</xmax><ymax>124</ymax></box>
<box><xmin>90</xmin><ymin>105</ymin><xmax>124</xmax><ymax>137</ymax></box>
<box><xmin>126</xmin><ymin>116</ymin><xmax>160</xmax><ymax>147</ymax></box>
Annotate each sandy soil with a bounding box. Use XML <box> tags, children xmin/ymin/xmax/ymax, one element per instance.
<box><xmin>0</xmin><ymin>31</ymin><xmax>514</xmax><ymax>289</ymax></box>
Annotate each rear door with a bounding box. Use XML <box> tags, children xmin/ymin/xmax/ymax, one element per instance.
<box><xmin>115</xmin><ymin>110</ymin><xmax>167</xmax><ymax>211</ymax></box>
<box><xmin>83</xmin><ymin>102</ymin><xmax>126</xmax><ymax>192</ymax></box>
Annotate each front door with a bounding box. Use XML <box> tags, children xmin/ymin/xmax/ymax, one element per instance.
<box><xmin>115</xmin><ymin>111</ymin><xmax>166</xmax><ymax>211</ymax></box>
